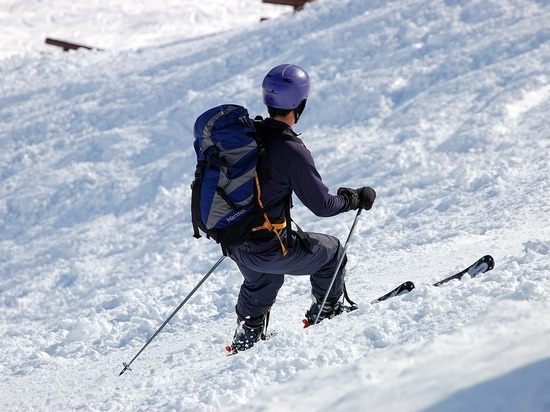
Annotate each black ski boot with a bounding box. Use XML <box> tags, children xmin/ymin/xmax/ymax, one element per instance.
<box><xmin>228</xmin><ymin>311</ymin><xmax>269</xmax><ymax>354</ymax></box>
<box><xmin>304</xmin><ymin>293</ymin><xmax>344</xmax><ymax>327</ymax></box>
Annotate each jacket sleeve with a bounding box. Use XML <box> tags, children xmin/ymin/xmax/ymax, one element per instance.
<box><xmin>287</xmin><ymin>142</ymin><xmax>349</xmax><ymax>217</ymax></box>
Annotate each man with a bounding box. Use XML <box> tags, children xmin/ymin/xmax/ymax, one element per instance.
<box><xmin>228</xmin><ymin>64</ymin><xmax>376</xmax><ymax>352</ymax></box>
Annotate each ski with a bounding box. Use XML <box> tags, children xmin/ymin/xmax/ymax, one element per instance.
<box><xmin>371</xmin><ymin>281</ymin><xmax>416</xmax><ymax>303</ymax></box>
<box><xmin>302</xmin><ymin>281</ymin><xmax>413</xmax><ymax>328</ymax></box>
<box><xmin>433</xmin><ymin>254</ymin><xmax>495</xmax><ymax>286</ymax></box>
<box><xmin>371</xmin><ymin>255</ymin><xmax>495</xmax><ymax>303</ymax></box>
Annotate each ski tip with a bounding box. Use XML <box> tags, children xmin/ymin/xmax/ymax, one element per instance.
<box><xmin>302</xmin><ymin>318</ymin><xmax>311</xmax><ymax>328</ymax></box>
<box><xmin>371</xmin><ymin>281</ymin><xmax>415</xmax><ymax>304</ymax></box>
<box><xmin>403</xmin><ymin>281</ymin><xmax>416</xmax><ymax>291</ymax></box>
<box><xmin>483</xmin><ymin>255</ymin><xmax>495</xmax><ymax>271</ymax></box>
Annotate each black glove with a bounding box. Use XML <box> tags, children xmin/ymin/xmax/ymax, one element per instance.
<box><xmin>338</xmin><ymin>187</ymin><xmax>376</xmax><ymax>211</ymax></box>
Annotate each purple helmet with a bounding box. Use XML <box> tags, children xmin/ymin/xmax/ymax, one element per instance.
<box><xmin>262</xmin><ymin>64</ymin><xmax>310</xmax><ymax>110</ymax></box>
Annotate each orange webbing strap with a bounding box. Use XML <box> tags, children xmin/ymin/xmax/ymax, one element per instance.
<box><xmin>252</xmin><ymin>172</ymin><xmax>288</xmax><ymax>256</ymax></box>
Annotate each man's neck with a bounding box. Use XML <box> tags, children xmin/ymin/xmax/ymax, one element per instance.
<box><xmin>271</xmin><ymin>112</ymin><xmax>295</xmax><ymax>127</ymax></box>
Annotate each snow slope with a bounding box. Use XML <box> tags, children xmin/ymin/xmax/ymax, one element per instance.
<box><xmin>1</xmin><ymin>0</ymin><xmax>549</xmax><ymax>410</ymax></box>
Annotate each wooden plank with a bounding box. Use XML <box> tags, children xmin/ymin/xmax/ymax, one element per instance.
<box><xmin>262</xmin><ymin>0</ymin><xmax>312</xmax><ymax>10</ymax></box>
<box><xmin>45</xmin><ymin>37</ymin><xmax>102</xmax><ymax>52</ymax></box>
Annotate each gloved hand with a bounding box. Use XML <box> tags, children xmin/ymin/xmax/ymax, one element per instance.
<box><xmin>338</xmin><ymin>187</ymin><xmax>376</xmax><ymax>211</ymax></box>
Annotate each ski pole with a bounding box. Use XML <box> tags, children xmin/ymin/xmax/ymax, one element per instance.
<box><xmin>313</xmin><ymin>208</ymin><xmax>362</xmax><ymax>326</ymax></box>
<box><xmin>119</xmin><ymin>255</ymin><xmax>226</xmax><ymax>376</ymax></box>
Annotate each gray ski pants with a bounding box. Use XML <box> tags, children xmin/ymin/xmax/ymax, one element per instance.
<box><xmin>228</xmin><ymin>231</ymin><xmax>347</xmax><ymax>318</ymax></box>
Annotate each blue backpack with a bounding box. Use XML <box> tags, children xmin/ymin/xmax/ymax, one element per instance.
<box><xmin>191</xmin><ymin>104</ymin><xmax>287</xmax><ymax>255</ymax></box>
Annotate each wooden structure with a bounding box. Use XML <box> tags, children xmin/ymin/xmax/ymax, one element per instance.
<box><xmin>262</xmin><ymin>0</ymin><xmax>313</xmax><ymax>11</ymax></box>
<box><xmin>45</xmin><ymin>37</ymin><xmax>102</xmax><ymax>52</ymax></box>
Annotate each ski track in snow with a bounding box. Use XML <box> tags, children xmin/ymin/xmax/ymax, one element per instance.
<box><xmin>1</xmin><ymin>0</ymin><xmax>549</xmax><ymax>411</ymax></box>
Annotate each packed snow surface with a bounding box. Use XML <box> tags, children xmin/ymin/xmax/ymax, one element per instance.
<box><xmin>1</xmin><ymin>0</ymin><xmax>549</xmax><ymax>411</ymax></box>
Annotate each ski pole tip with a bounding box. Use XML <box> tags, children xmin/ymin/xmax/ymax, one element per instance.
<box><xmin>119</xmin><ymin>362</ymin><xmax>132</xmax><ymax>376</ymax></box>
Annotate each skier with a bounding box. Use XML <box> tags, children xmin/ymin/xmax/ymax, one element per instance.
<box><xmin>228</xmin><ymin>64</ymin><xmax>376</xmax><ymax>352</ymax></box>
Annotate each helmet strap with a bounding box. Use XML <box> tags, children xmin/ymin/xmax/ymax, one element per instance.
<box><xmin>294</xmin><ymin>99</ymin><xmax>307</xmax><ymax>124</ymax></box>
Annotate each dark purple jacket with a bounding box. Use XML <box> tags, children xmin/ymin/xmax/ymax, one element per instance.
<box><xmin>256</xmin><ymin>118</ymin><xmax>349</xmax><ymax>221</ymax></box>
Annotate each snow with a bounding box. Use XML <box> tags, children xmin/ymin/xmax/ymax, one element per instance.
<box><xmin>1</xmin><ymin>0</ymin><xmax>549</xmax><ymax>410</ymax></box>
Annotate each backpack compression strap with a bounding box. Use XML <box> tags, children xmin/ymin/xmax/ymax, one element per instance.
<box><xmin>191</xmin><ymin>162</ymin><xmax>205</xmax><ymax>240</ymax></box>
<box><xmin>251</xmin><ymin>172</ymin><xmax>288</xmax><ymax>256</ymax></box>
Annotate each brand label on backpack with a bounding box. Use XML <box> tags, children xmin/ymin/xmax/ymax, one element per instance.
<box><xmin>226</xmin><ymin>208</ymin><xmax>247</xmax><ymax>223</ymax></box>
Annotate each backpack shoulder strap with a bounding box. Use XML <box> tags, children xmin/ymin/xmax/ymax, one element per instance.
<box><xmin>252</xmin><ymin>117</ymin><xmax>309</xmax><ymax>253</ymax></box>
<box><xmin>281</xmin><ymin>128</ymin><xmax>304</xmax><ymax>145</ymax></box>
